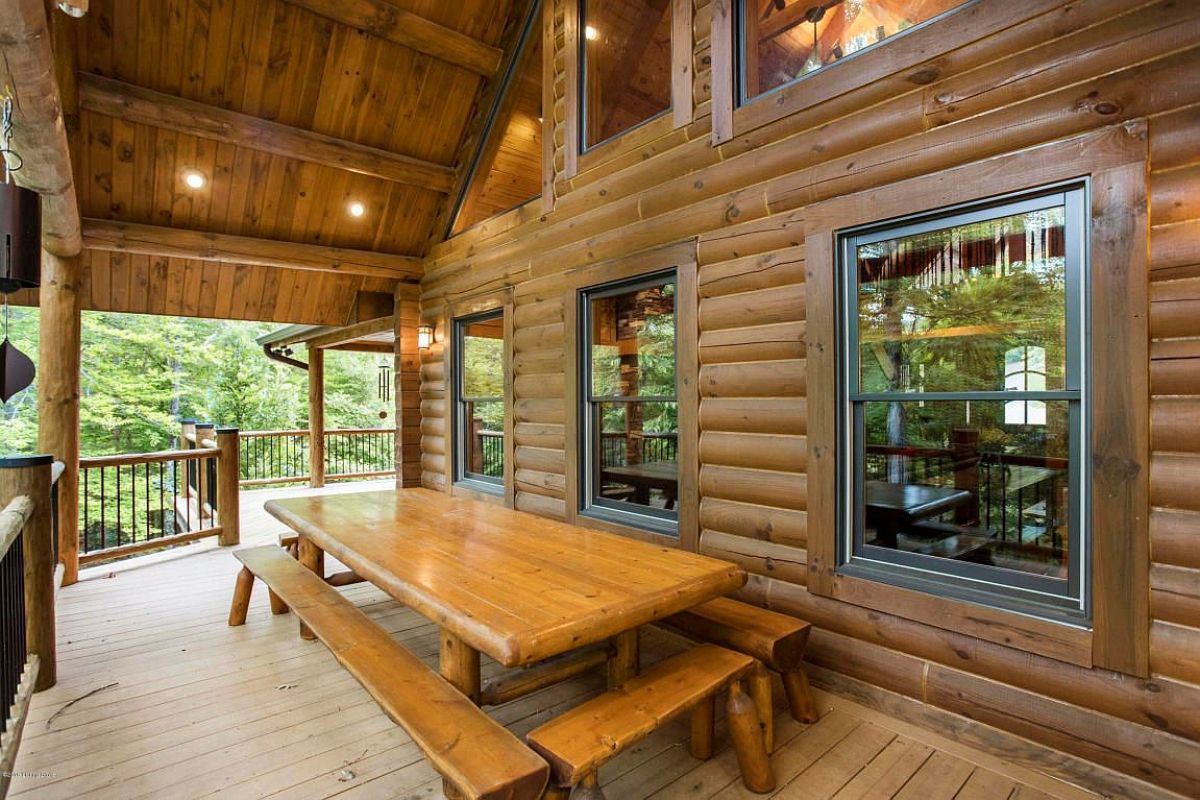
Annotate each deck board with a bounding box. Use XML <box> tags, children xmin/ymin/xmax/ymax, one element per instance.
<box><xmin>12</xmin><ymin>482</ymin><xmax>1109</xmax><ymax>800</ymax></box>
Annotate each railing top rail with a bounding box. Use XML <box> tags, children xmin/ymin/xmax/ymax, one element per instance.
<box><xmin>0</xmin><ymin>494</ymin><xmax>35</xmax><ymax>562</ymax></box>
<box><xmin>239</xmin><ymin>427</ymin><xmax>397</xmax><ymax>438</ymax></box>
<box><xmin>80</xmin><ymin>447</ymin><xmax>220</xmax><ymax>469</ymax></box>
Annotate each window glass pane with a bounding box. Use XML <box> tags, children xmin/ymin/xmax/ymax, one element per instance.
<box><xmin>463</xmin><ymin>399</ymin><xmax>505</xmax><ymax>479</ymax></box>
<box><xmin>859</xmin><ymin>399</ymin><xmax>1071</xmax><ymax>581</ymax></box>
<box><xmin>856</xmin><ymin>206</ymin><xmax>1068</xmax><ymax>394</ymax></box>
<box><xmin>451</xmin><ymin>27</ymin><xmax>542</xmax><ymax>235</ymax></box>
<box><xmin>582</xmin><ymin>0</ymin><xmax>672</xmax><ymax>149</ymax></box>
<box><xmin>741</xmin><ymin>1</ymin><xmax>967</xmax><ymax>101</ymax></box>
<box><xmin>589</xmin><ymin>282</ymin><xmax>676</xmax><ymax>398</ymax></box>
<box><xmin>461</xmin><ymin>316</ymin><xmax>505</xmax><ymax>399</ymax></box>
<box><xmin>593</xmin><ymin>400</ymin><xmax>678</xmax><ymax>514</ymax></box>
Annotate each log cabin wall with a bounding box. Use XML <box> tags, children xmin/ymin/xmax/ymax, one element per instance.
<box><xmin>417</xmin><ymin>0</ymin><xmax>1200</xmax><ymax>793</ymax></box>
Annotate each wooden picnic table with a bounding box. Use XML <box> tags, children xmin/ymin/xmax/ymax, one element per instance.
<box><xmin>265</xmin><ymin>488</ymin><xmax>745</xmax><ymax>704</ymax></box>
<box><xmin>864</xmin><ymin>480</ymin><xmax>974</xmax><ymax>548</ymax></box>
<box><xmin>601</xmin><ymin>460</ymin><xmax>679</xmax><ymax>507</ymax></box>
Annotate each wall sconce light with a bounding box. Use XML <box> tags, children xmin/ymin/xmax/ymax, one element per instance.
<box><xmin>417</xmin><ymin>324</ymin><xmax>434</xmax><ymax>350</ymax></box>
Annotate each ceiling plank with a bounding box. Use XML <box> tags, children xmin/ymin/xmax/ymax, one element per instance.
<box><xmin>0</xmin><ymin>0</ymin><xmax>82</xmax><ymax>256</ymax></box>
<box><xmin>82</xmin><ymin>218</ymin><xmax>422</xmax><ymax>279</ymax></box>
<box><xmin>280</xmin><ymin>0</ymin><xmax>503</xmax><ymax>77</ymax></box>
<box><xmin>79</xmin><ymin>73</ymin><xmax>456</xmax><ymax>193</ymax></box>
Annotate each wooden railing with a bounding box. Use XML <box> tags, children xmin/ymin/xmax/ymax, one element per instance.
<box><xmin>0</xmin><ymin>456</ymin><xmax>59</xmax><ymax>799</ymax></box>
<box><xmin>76</xmin><ymin>424</ymin><xmax>240</xmax><ymax>567</ymax></box>
<box><xmin>238</xmin><ymin>428</ymin><xmax>396</xmax><ymax>487</ymax></box>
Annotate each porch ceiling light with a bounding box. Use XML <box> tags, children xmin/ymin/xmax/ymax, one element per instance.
<box><xmin>417</xmin><ymin>324</ymin><xmax>434</xmax><ymax>350</ymax></box>
<box><xmin>182</xmin><ymin>169</ymin><xmax>207</xmax><ymax>190</ymax></box>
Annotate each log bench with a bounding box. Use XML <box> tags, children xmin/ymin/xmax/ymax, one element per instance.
<box><xmin>526</xmin><ymin>644</ymin><xmax>775</xmax><ymax>798</ymax></box>
<box><xmin>228</xmin><ymin>545</ymin><xmax>549</xmax><ymax>800</ymax></box>
<box><xmin>661</xmin><ymin>597</ymin><xmax>818</xmax><ymax>752</ymax></box>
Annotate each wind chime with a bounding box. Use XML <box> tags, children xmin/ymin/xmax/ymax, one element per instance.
<box><xmin>0</xmin><ymin>95</ymin><xmax>41</xmax><ymax>403</ymax></box>
<box><xmin>377</xmin><ymin>361</ymin><xmax>392</xmax><ymax>403</ymax></box>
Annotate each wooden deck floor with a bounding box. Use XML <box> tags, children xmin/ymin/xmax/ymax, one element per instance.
<box><xmin>11</xmin><ymin>483</ymin><xmax>1112</xmax><ymax>800</ymax></box>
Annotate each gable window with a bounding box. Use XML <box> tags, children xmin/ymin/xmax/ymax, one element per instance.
<box><xmin>580</xmin><ymin>0</ymin><xmax>672</xmax><ymax>150</ymax></box>
<box><xmin>453</xmin><ymin>310</ymin><xmax>506</xmax><ymax>493</ymax></box>
<box><xmin>579</xmin><ymin>272</ymin><xmax>678</xmax><ymax>534</ymax></box>
<box><xmin>837</xmin><ymin>184</ymin><xmax>1088</xmax><ymax>622</ymax></box>
<box><xmin>737</xmin><ymin>0</ymin><xmax>971</xmax><ymax>104</ymax></box>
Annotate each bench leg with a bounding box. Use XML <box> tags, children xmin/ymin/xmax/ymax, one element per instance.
<box><xmin>268</xmin><ymin>589</ymin><xmax>289</xmax><ymax>615</ymax></box>
<box><xmin>607</xmin><ymin>628</ymin><xmax>639</xmax><ymax>689</ymax></box>
<box><xmin>570</xmin><ymin>773</ymin><xmax>605</xmax><ymax>800</ymax></box>
<box><xmin>727</xmin><ymin>680</ymin><xmax>776</xmax><ymax>794</ymax></box>
<box><xmin>297</xmin><ymin>536</ymin><xmax>324</xmax><ymax>641</ymax></box>
<box><xmin>541</xmin><ymin>787</ymin><xmax>570</xmax><ymax>800</ymax></box>
<box><xmin>749</xmin><ymin>661</ymin><xmax>775</xmax><ymax>754</ymax></box>
<box><xmin>690</xmin><ymin>695</ymin><xmax>715</xmax><ymax>760</ymax></box>
<box><xmin>783</xmin><ymin>665</ymin><xmax>820</xmax><ymax>723</ymax></box>
<box><xmin>228</xmin><ymin>567</ymin><xmax>254</xmax><ymax>626</ymax></box>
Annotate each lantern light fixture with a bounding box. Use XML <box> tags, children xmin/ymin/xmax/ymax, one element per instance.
<box><xmin>417</xmin><ymin>324</ymin><xmax>434</xmax><ymax>350</ymax></box>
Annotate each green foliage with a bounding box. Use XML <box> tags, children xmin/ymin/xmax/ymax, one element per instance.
<box><xmin>0</xmin><ymin>309</ymin><xmax>395</xmax><ymax>458</ymax></box>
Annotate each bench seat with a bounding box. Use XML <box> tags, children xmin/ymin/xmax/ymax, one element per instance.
<box><xmin>526</xmin><ymin>643</ymin><xmax>774</xmax><ymax>797</ymax></box>
<box><xmin>229</xmin><ymin>545</ymin><xmax>549</xmax><ymax>800</ymax></box>
<box><xmin>662</xmin><ymin>597</ymin><xmax>819</xmax><ymax>751</ymax></box>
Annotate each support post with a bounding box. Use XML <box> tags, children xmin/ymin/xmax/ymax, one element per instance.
<box><xmin>215</xmin><ymin>428</ymin><xmax>240</xmax><ymax>546</ymax></box>
<box><xmin>308</xmin><ymin>348</ymin><xmax>325</xmax><ymax>488</ymax></box>
<box><xmin>37</xmin><ymin>250</ymin><xmax>82</xmax><ymax>586</ymax></box>
<box><xmin>395</xmin><ymin>282</ymin><xmax>422</xmax><ymax>487</ymax></box>
<box><xmin>0</xmin><ymin>455</ymin><xmax>56</xmax><ymax>690</ymax></box>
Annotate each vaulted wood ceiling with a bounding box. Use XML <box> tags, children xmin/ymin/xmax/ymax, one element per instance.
<box><xmin>47</xmin><ymin>0</ymin><xmax>528</xmax><ymax>325</ymax></box>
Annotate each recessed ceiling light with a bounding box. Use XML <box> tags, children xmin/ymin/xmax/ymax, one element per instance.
<box><xmin>182</xmin><ymin>169</ymin><xmax>207</xmax><ymax>190</ymax></box>
<box><xmin>348</xmin><ymin>201</ymin><xmax>366</xmax><ymax>218</ymax></box>
<box><xmin>585</xmin><ymin>25</ymin><xmax>599</xmax><ymax>41</ymax></box>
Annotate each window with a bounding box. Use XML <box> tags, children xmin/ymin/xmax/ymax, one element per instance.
<box><xmin>737</xmin><ymin>0</ymin><xmax>971</xmax><ymax>104</ymax></box>
<box><xmin>453</xmin><ymin>310</ymin><xmax>506</xmax><ymax>492</ymax></box>
<box><xmin>837</xmin><ymin>184</ymin><xmax>1088</xmax><ymax>622</ymax></box>
<box><xmin>579</xmin><ymin>272</ymin><xmax>678</xmax><ymax>533</ymax></box>
<box><xmin>580</xmin><ymin>0</ymin><xmax>673</xmax><ymax>150</ymax></box>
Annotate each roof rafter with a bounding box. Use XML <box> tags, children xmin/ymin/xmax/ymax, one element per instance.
<box><xmin>78</xmin><ymin>74</ymin><xmax>456</xmax><ymax>193</ymax></box>
<box><xmin>82</xmin><ymin>219</ymin><xmax>423</xmax><ymax>280</ymax></box>
<box><xmin>280</xmin><ymin>0</ymin><xmax>504</xmax><ymax>77</ymax></box>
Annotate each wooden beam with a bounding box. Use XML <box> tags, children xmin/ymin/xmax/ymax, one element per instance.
<box><xmin>78</xmin><ymin>74</ymin><xmax>455</xmax><ymax>192</ymax></box>
<box><xmin>82</xmin><ymin>219</ymin><xmax>422</xmax><ymax>280</ymax></box>
<box><xmin>280</xmin><ymin>0</ymin><xmax>503</xmax><ymax>77</ymax></box>
<box><xmin>305</xmin><ymin>314</ymin><xmax>396</xmax><ymax>350</ymax></box>
<box><xmin>0</xmin><ymin>0</ymin><xmax>82</xmax><ymax>256</ymax></box>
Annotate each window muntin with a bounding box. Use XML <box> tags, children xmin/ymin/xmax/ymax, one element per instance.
<box><xmin>839</xmin><ymin>185</ymin><xmax>1088</xmax><ymax>620</ymax></box>
<box><xmin>454</xmin><ymin>311</ymin><xmax>506</xmax><ymax>491</ymax></box>
<box><xmin>580</xmin><ymin>273</ymin><xmax>678</xmax><ymax>532</ymax></box>
<box><xmin>738</xmin><ymin>0</ymin><xmax>971</xmax><ymax>105</ymax></box>
<box><xmin>581</xmin><ymin>0</ymin><xmax>673</xmax><ymax>151</ymax></box>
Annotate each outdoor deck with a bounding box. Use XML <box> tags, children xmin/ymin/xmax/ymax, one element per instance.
<box><xmin>10</xmin><ymin>483</ymin><xmax>1108</xmax><ymax>800</ymax></box>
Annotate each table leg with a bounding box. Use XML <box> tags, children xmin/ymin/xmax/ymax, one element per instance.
<box><xmin>297</xmin><ymin>535</ymin><xmax>324</xmax><ymax>641</ymax></box>
<box><xmin>439</xmin><ymin>629</ymin><xmax>481</xmax><ymax>800</ymax></box>
<box><xmin>607</xmin><ymin>628</ymin><xmax>640</xmax><ymax>689</ymax></box>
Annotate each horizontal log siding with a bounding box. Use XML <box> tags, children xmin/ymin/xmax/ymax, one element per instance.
<box><xmin>418</xmin><ymin>1</ymin><xmax>1200</xmax><ymax>793</ymax></box>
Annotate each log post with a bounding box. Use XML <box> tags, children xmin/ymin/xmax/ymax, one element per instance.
<box><xmin>215</xmin><ymin>428</ymin><xmax>240</xmax><ymax>546</ymax></box>
<box><xmin>297</xmin><ymin>535</ymin><xmax>323</xmax><ymax>640</ymax></box>
<box><xmin>607</xmin><ymin>627</ymin><xmax>640</xmax><ymax>689</ymax></box>
<box><xmin>308</xmin><ymin>348</ymin><xmax>326</xmax><ymax>488</ymax></box>
<box><xmin>0</xmin><ymin>455</ymin><xmax>56</xmax><ymax>690</ymax></box>
<box><xmin>726</xmin><ymin>680</ymin><xmax>775</xmax><ymax>793</ymax></box>
<box><xmin>37</xmin><ymin>250</ymin><xmax>82</xmax><ymax>586</ymax></box>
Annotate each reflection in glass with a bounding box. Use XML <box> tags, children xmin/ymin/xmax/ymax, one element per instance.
<box><xmin>860</xmin><ymin>400</ymin><xmax>1070</xmax><ymax>580</ymax></box>
<box><xmin>593</xmin><ymin>401</ymin><xmax>679</xmax><ymax>513</ymax></box>
<box><xmin>740</xmin><ymin>0</ymin><xmax>967</xmax><ymax>102</ymax></box>
<box><xmin>582</xmin><ymin>0</ymin><xmax>672</xmax><ymax>148</ymax></box>
<box><xmin>458</xmin><ymin>314</ymin><xmax>505</xmax><ymax>483</ymax></box>
<box><xmin>584</xmin><ymin>275</ymin><xmax>678</xmax><ymax>524</ymax></box>
<box><xmin>857</xmin><ymin>206</ymin><xmax>1067</xmax><ymax>394</ymax></box>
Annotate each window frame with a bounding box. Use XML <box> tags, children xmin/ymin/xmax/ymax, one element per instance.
<box><xmin>835</xmin><ymin>183</ymin><xmax>1091</xmax><ymax>625</ymax></box>
<box><xmin>733</xmin><ymin>0</ymin><xmax>977</xmax><ymax>108</ymax></box>
<box><xmin>452</xmin><ymin>308</ymin><xmax>509</xmax><ymax>496</ymax></box>
<box><xmin>577</xmin><ymin>0</ymin><xmax>675</xmax><ymax>156</ymax></box>
<box><xmin>578</xmin><ymin>269</ymin><xmax>681</xmax><ymax>536</ymax></box>
<box><xmin>802</xmin><ymin>127</ymin><xmax>1150</xmax><ymax>675</ymax></box>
